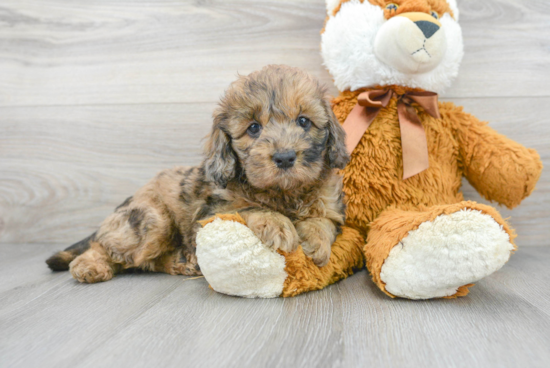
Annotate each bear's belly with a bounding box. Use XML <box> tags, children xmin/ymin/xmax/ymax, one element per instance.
<box><xmin>341</xmin><ymin>113</ymin><xmax>464</xmax><ymax>236</ymax></box>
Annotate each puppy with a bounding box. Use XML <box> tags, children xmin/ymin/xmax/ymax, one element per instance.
<box><xmin>46</xmin><ymin>65</ymin><xmax>349</xmax><ymax>283</ymax></box>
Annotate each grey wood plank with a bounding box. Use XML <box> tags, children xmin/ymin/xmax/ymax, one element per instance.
<box><xmin>0</xmin><ymin>243</ymin><xmax>52</xmax><ymax>266</ymax></box>
<box><xmin>0</xmin><ymin>103</ymin><xmax>213</xmax><ymax>245</ymax></box>
<box><xmin>0</xmin><ymin>0</ymin><xmax>548</xmax><ymax>108</ymax></box>
<box><xmin>0</xmin><ymin>0</ymin><xmax>336</xmax><ymax>107</ymax></box>
<box><xmin>0</xmin><ymin>244</ymin><xmax>68</xmax><ymax>310</ymax></box>
<box><xmin>446</xmin><ymin>0</ymin><xmax>550</xmax><ymax>98</ymax></box>
<box><xmin>337</xmin><ymin>249</ymin><xmax>550</xmax><ymax>368</ymax></box>
<box><xmin>2</xmin><ymin>245</ymin><xmax>548</xmax><ymax>368</ymax></box>
<box><xmin>1</xmin><ymin>96</ymin><xmax>547</xmax><ymax>246</ymax></box>
<box><xmin>0</xmin><ymin>1</ymin><xmax>548</xmax><ymax>367</ymax></box>
<box><xmin>488</xmin><ymin>247</ymin><xmax>550</xmax><ymax>318</ymax></box>
<box><xmin>0</xmin><ymin>244</ymin><xmax>194</xmax><ymax>368</ymax></box>
<box><xmin>78</xmin><ymin>282</ymin><xmax>345</xmax><ymax>368</ymax></box>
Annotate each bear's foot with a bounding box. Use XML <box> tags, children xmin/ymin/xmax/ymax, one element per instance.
<box><xmin>196</xmin><ymin>214</ymin><xmax>365</xmax><ymax>298</ymax></box>
<box><xmin>196</xmin><ymin>215</ymin><xmax>288</xmax><ymax>298</ymax></box>
<box><xmin>379</xmin><ymin>207</ymin><xmax>514</xmax><ymax>299</ymax></box>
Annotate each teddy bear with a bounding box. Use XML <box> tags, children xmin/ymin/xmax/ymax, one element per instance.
<box><xmin>195</xmin><ymin>0</ymin><xmax>543</xmax><ymax>299</ymax></box>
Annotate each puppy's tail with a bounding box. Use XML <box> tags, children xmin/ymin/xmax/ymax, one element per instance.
<box><xmin>45</xmin><ymin>232</ymin><xmax>96</xmax><ymax>271</ymax></box>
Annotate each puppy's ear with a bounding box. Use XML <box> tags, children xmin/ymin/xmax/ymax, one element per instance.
<box><xmin>203</xmin><ymin>113</ymin><xmax>237</xmax><ymax>187</ymax></box>
<box><xmin>323</xmin><ymin>99</ymin><xmax>349</xmax><ymax>169</ymax></box>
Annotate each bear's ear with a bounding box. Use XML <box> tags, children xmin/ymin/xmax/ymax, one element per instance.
<box><xmin>325</xmin><ymin>0</ymin><xmax>341</xmax><ymax>16</ymax></box>
<box><xmin>446</xmin><ymin>0</ymin><xmax>460</xmax><ymax>21</ymax></box>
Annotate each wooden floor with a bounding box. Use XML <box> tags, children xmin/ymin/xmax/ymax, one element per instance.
<box><xmin>1</xmin><ymin>0</ymin><xmax>549</xmax><ymax>246</ymax></box>
<box><xmin>0</xmin><ymin>245</ymin><xmax>549</xmax><ymax>368</ymax></box>
<box><xmin>1</xmin><ymin>0</ymin><xmax>549</xmax><ymax>367</ymax></box>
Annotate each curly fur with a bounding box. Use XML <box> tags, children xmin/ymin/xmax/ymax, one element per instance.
<box><xmin>46</xmin><ymin>65</ymin><xmax>350</xmax><ymax>282</ymax></box>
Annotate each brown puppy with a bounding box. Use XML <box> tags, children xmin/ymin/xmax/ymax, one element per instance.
<box><xmin>46</xmin><ymin>65</ymin><xmax>349</xmax><ymax>283</ymax></box>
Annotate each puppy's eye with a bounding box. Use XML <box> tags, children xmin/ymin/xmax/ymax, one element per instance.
<box><xmin>386</xmin><ymin>3</ymin><xmax>398</xmax><ymax>12</ymax></box>
<box><xmin>247</xmin><ymin>122</ymin><xmax>262</xmax><ymax>137</ymax></box>
<box><xmin>297</xmin><ymin>116</ymin><xmax>312</xmax><ymax>130</ymax></box>
<box><xmin>431</xmin><ymin>11</ymin><xmax>439</xmax><ymax>19</ymax></box>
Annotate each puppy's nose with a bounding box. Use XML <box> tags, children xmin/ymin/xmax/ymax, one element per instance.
<box><xmin>273</xmin><ymin>150</ymin><xmax>297</xmax><ymax>169</ymax></box>
<box><xmin>414</xmin><ymin>21</ymin><xmax>440</xmax><ymax>39</ymax></box>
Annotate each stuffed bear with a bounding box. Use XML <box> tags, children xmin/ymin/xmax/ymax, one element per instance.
<box><xmin>196</xmin><ymin>0</ymin><xmax>543</xmax><ymax>299</ymax></box>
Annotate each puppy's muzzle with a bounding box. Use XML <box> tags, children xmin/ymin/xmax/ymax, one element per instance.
<box><xmin>273</xmin><ymin>150</ymin><xmax>297</xmax><ymax>169</ymax></box>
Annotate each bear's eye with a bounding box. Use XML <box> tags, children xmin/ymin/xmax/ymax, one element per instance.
<box><xmin>247</xmin><ymin>122</ymin><xmax>262</xmax><ymax>137</ymax></box>
<box><xmin>386</xmin><ymin>3</ymin><xmax>399</xmax><ymax>12</ymax></box>
<box><xmin>431</xmin><ymin>11</ymin><xmax>439</xmax><ymax>19</ymax></box>
<box><xmin>297</xmin><ymin>116</ymin><xmax>312</xmax><ymax>130</ymax></box>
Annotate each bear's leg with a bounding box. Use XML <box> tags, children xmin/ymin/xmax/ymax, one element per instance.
<box><xmin>366</xmin><ymin>201</ymin><xmax>516</xmax><ymax>299</ymax></box>
<box><xmin>196</xmin><ymin>214</ymin><xmax>365</xmax><ymax>298</ymax></box>
<box><xmin>280</xmin><ymin>225</ymin><xmax>365</xmax><ymax>297</ymax></box>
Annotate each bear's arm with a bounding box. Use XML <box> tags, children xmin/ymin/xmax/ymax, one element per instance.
<box><xmin>443</xmin><ymin>102</ymin><xmax>543</xmax><ymax>209</ymax></box>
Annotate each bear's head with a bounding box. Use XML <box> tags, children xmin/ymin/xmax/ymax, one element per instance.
<box><xmin>321</xmin><ymin>0</ymin><xmax>463</xmax><ymax>93</ymax></box>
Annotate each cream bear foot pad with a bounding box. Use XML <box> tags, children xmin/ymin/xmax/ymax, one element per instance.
<box><xmin>380</xmin><ymin>209</ymin><xmax>514</xmax><ymax>299</ymax></box>
<box><xmin>196</xmin><ymin>218</ymin><xmax>287</xmax><ymax>298</ymax></box>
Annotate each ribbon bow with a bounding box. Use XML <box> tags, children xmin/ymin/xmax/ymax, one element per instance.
<box><xmin>342</xmin><ymin>89</ymin><xmax>441</xmax><ymax>180</ymax></box>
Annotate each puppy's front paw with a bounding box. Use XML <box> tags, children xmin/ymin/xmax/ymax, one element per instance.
<box><xmin>301</xmin><ymin>237</ymin><xmax>332</xmax><ymax>267</ymax></box>
<box><xmin>243</xmin><ymin>211</ymin><xmax>299</xmax><ymax>253</ymax></box>
<box><xmin>296</xmin><ymin>220</ymin><xmax>335</xmax><ymax>267</ymax></box>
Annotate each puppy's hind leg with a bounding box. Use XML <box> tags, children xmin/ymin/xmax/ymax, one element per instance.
<box><xmin>70</xmin><ymin>241</ymin><xmax>120</xmax><ymax>283</ymax></box>
<box><xmin>69</xmin><ymin>191</ymin><xmax>173</xmax><ymax>283</ymax></box>
<box><xmin>66</xmin><ymin>167</ymin><xmax>192</xmax><ymax>283</ymax></box>
<box><xmin>152</xmin><ymin>247</ymin><xmax>201</xmax><ymax>276</ymax></box>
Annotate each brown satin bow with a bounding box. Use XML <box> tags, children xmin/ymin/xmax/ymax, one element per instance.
<box><xmin>342</xmin><ymin>89</ymin><xmax>441</xmax><ymax>180</ymax></box>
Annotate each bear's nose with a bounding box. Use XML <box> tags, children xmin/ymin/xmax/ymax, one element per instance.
<box><xmin>273</xmin><ymin>150</ymin><xmax>297</xmax><ymax>169</ymax></box>
<box><xmin>415</xmin><ymin>21</ymin><xmax>440</xmax><ymax>39</ymax></box>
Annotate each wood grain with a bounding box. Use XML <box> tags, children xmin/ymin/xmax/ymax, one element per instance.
<box><xmin>0</xmin><ymin>0</ymin><xmax>549</xmax><ymax>108</ymax></box>
<box><xmin>447</xmin><ymin>0</ymin><xmax>550</xmax><ymax>98</ymax></box>
<box><xmin>0</xmin><ymin>1</ymin><xmax>549</xmax><ymax>368</ymax></box>
<box><xmin>337</xmin><ymin>248</ymin><xmax>550</xmax><ymax>368</ymax></box>
<box><xmin>0</xmin><ymin>103</ymin><xmax>213</xmax><ymax>244</ymax></box>
<box><xmin>0</xmin><ymin>0</ymin><xmax>548</xmax><ymax>246</ymax></box>
<box><xmin>1</xmin><ymin>244</ymin><xmax>549</xmax><ymax>368</ymax></box>
<box><xmin>0</xmin><ymin>0</ymin><xmax>335</xmax><ymax>107</ymax></box>
<box><xmin>1</xmin><ymin>97</ymin><xmax>547</xmax><ymax>246</ymax></box>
